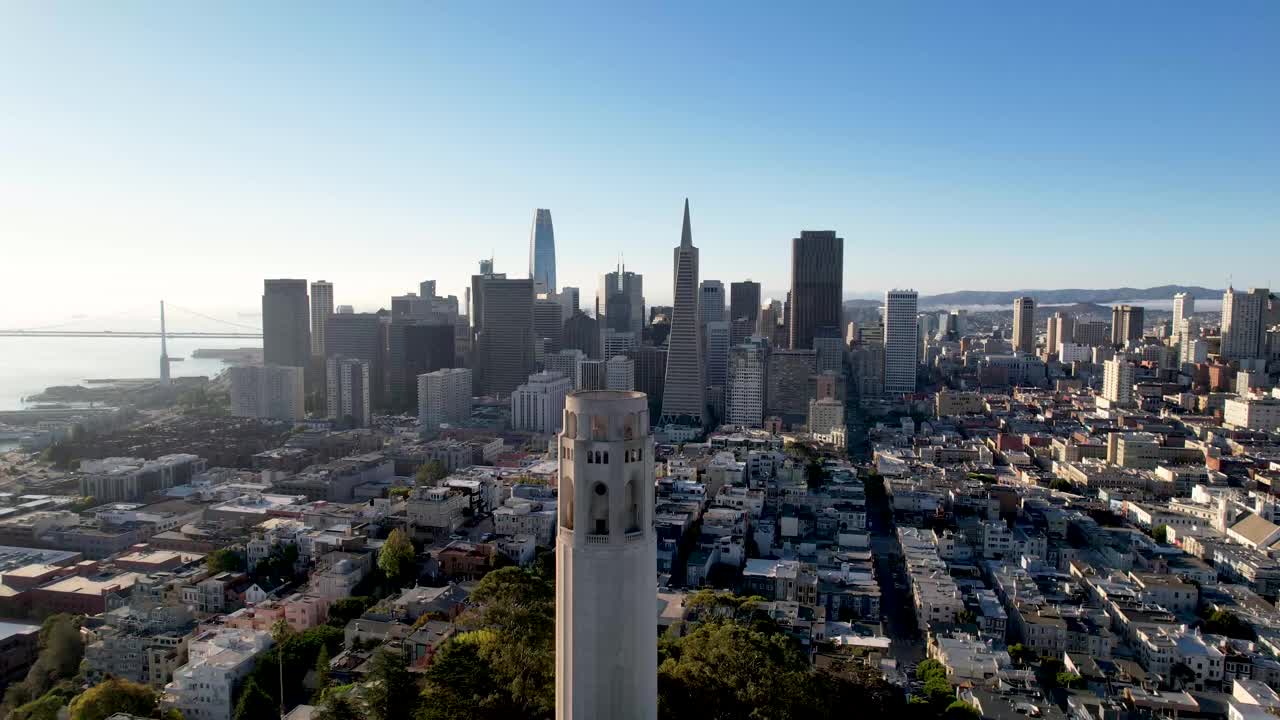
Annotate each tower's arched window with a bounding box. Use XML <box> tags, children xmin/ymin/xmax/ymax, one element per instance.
<box><xmin>625</xmin><ymin>478</ymin><xmax>641</xmax><ymax>533</ymax></box>
<box><xmin>590</xmin><ymin>482</ymin><xmax>609</xmax><ymax>535</ymax></box>
<box><xmin>565</xmin><ymin>412</ymin><xmax>577</xmax><ymax>438</ymax></box>
<box><xmin>560</xmin><ymin>473</ymin><xmax>574</xmax><ymax>529</ymax></box>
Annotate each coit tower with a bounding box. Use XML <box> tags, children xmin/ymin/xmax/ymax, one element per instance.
<box><xmin>556</xmin><ymin>390</ymin><xmax>657</xmax><ymax>720</ymax></box>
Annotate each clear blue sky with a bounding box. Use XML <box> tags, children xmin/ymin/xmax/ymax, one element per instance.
<box><xmin>2</xmin><ymin>2</ymin><xmax>1277</xmax><ymax>326</ymax></box>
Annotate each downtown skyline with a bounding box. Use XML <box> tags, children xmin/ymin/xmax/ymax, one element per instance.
<box><xmin>3</xmin><ymin>3</ymin><xmax>1278</xmax><ymax>327</ymax></box>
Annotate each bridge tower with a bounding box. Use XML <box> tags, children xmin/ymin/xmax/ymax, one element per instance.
<box><xmin>159</xmin><ymin>301</ymin><xmax>171</xmax><ymax>386</ymax></box>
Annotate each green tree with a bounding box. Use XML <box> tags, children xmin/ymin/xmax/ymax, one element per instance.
<box><xmin>206</xmin><ymin>548</ymin><xmax>245</xmax><ymax>573</ymax></box>
<box><xmin>1055</xmin><ymin>672</ymin><xmax>1084</xmax><ymax>689</ymax></box>
<box><xmin>389</xmin><ymin>486</ymin><xmax>411</xmax><ymax>500</ymax></box>
<box><xmin>415</xmin><ymin>461</ymin><xmax>447</xmax><ymax>485</ymax></box>
<box><xmin>364</xmin><ymin>648</ymin><xmax>417</xmax><ymax>720</ymax></box>
<box><xmin>915</xmin><ymin>659</ymin><xmax>948</xmax><ymax>683</ymax></box>
<box><xmin>942</xmin><ymin>700</ymin><xmax>981</xmax><ymax>719</ymax></box>
<box><xmin>233</xmin><ymin>678</ymin><xmax>277</xmax><ymax>720</ymax></box>
<box><xmin>313</xmin><ymin>645</ymin><xmax>331</xmax><ymax>698</ymax></box>
<box><xmin>241</xmin><ymin>624</ymin><xmax>344</xmax><ymax>711</ymax></box>
<box><xmin>327</xmin><ymin>596</ymin><xmax>375</xmax><ymax>627</ymax></box>
<box><xmin>1049</xmin><ymin>478</ymin><xmax>1075</xmax><ymax>493</ymax></box>
<box><xmin>378</xmin><ymin>528</ymin><xmax>417</xmax><ymax>588</ymax></box>
<box><xmin>315</xmin><ymin>689</ymin><xmax>362</xmax><ymax>720</ymax></box>
<box><xmin>1007</xmin><ymin>643</ymin><xmax>1036</xmax><ymax>666</ymax></box>
<box><xmin>1202</xmin><ymin>609</ymin><xmax>1256</xmax><ymax>640</ymax></box>
<box><xmin>417</xmin><ymin>637</ymin><xmax>512</xmax><ymax>720</ymax></box>
<box><xmin>464</xmin><ymin>567</ymin><xmax>556</xmax><ymax>716</ymax></box>
<box><xmin>1152</xmin><ymin>524</ymin><xmax>1169</xmax><ymax>544</ymax></box>
<box><xmin>10</xmin><ymin>690</ymin><xmax>70</xmax><ymax>720</ymax></box>
<box><xmin>3</xmin><ymin>614</ymin><xmax>84</xmax><ymax>712</ymax></box>
<box><xmin>67</xmin><ymin>677</ymin><xmax>158</xmax><ymax>720</ymax></box>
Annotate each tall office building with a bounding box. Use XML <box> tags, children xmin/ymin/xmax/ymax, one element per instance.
<box><xmin>606</xmin><ymin>356</ymin><xmax>635</xmax><ymax>391</ymax></box>
<box><xmin>1102</xmin><ymin>356</ymin><xmax>1135</xmax><ymax>407</ymax></box>
<box><xmin>475</xmin><ymin>277</ymin><xmax>535</xmax><ymax>397</ymax></box>
<box><xmin>788</xmin><ymin>231</ymin><xmax>843</xmax><ymax>350</ymax></box>
<box><xmin>534</xmin><ymin>299</ymin><xmax>566</xmax><ymax>354</ymax></box>
<box><xmin>399</xmin><ymin>323</ymin><xmax>455</xmax><ymax>410</ymax></box>
<box><xmin>597</xmin><ymin>266</ymin><xmax>644</xmax><ymax>335</ymax></box>
<box><xmin>326</xmin><ymin>356</ymin><xmax>371</xmax><ymax>427</ymax></box>
<box><xmin>1074</xmin><ymin>320</ymin><xmax>1108</xmax><ymax>348</ymax></box>
<box><xmin>309</xmin><ymin>281</ymin><xmax>333</xmax><ymax>357</ymax></box>
<box><xmin>1173</xmin><ymin>293</ymin><xmax>1194</xmax><ymax>333</ymax></box>
<box><xmin>699</xmin><ymin>280</ymin><xmax>726</xmax><ymax>329</ymax></box>
<box><xmin>229</xmin><ymin>365</ymin><xmax>305</xmax><ymax>421</ymax></box>
<box><xmin>658</xmin><ymin>200</ymin><xmax>705</xmax><ymax>429</ymax></box>
<box><xmin>1012</xmin><ymin>296</ymin><xmax>1036</xmax><ymax>354</ymax></box>
<box><xmin>704</xmin><ymin>320</ymin><xmax>730</xmax><ymax>388</ymax></box>
<box><xmin>510</xmin><ymin>371</ymin><xmax>572</xmax><ymax>434</ymax></box>
<box><xmin>325</xmin><ymin>313</ymin><xmax>384</xmax><ymax>409</ymax></box>
<box><xmin>601</xmin><ymin>328</ymin><xmax>638</xmax><ymax>360</ymax></box>
<box><xmin>729</xmin><ymin>281</ymin><xmax>761</xmax><ymax>345</ymax></box>
<box><xmin>766</xmin><ymin>349</ymin><xmax>817</xmax><ymax>422</ymax></box>
<box><xmin>1110</xmin><ymin>305</ymin><xmax>1145</xmax><ymax>347</ymax></box>
<box><xmin>1221</xmin><ymin>287</ymin><xmax>1270</xmax><ymax>361</ymax></box>
<box><xmin>1045</xmin><ymin>312</ymin><xmax>1074</xmax><ymax>360</ymax></box>
<box><xmin>627</xmin><ymin>346</ymin><xmax>666</xmax><ymax>421</ymax></box>
<box><xmin>562</xmin><ymin>311</ymin><xmax>601</xmax><ymax>360</ymax></box>
<box><xmin>577</xmin><ymin>360</ymin><xmax>608</xmax><ymax>391</ymax></box>
<box><xmin>726</xmin><ymin>341</ymin><xmax>767</xmax><ymax>427</ymax></box>
<box><xmin>545</xmin><ymin>349</ymin><xmax>587</xmax><ymax>387</ymax></box>
<box><xmin>529</xmin><ymin>208</ymin><xmax>556</xmax><ymax>294</ymax></box>
<box><xmin>418</xmin><ymin>368</ymin><xmax>472</xmax><ymax>429</ymax></box>
<box><xmin>262</xmin><ymin>279</ymin><xmax>310</xmax><ymax>368</ymax></box>
<box><xmin>813</xmin><ymin>328</ymin><xmax>844</xmax><ymax>374</ymax></box>
<box><xmin>557</xmin><ymin>287</ymin><xmax>580</xmax><ymax>319</ymax></box>
<box><xmin>759</xmin><ymin>299</ymin><xmax>782</xmax><ymax>339</ymax></box>
<box><xmin>883</xmin><ymin>290</ymin><xmax>919</xmax><ymax>395</ymax></box>
<box><xmin>556</xmin><ymin>390</ymin><xmax>657</xmax><ymax>720</ymax></box>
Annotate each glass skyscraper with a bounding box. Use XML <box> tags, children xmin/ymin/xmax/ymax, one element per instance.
<box><xmin>529</xmin><ymin>208</ymin><xmax>556</xmax><ymax>294</ymax></box>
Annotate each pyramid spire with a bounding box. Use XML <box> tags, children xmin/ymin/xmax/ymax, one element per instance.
<box><xmin>680</xmin><ymin>198</ymin><xmax>692</xmax><ymax>248</ymax></box>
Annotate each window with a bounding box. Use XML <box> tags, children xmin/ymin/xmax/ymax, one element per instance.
<box><xmin>592</xmin><ymin>415</ymin><xmax>608</xmax><ymax>440</ymax></box>
<box><xmin>590</xmin><ymin>482</ymin><xmax>609</xmax><ymax>535</ymax></box>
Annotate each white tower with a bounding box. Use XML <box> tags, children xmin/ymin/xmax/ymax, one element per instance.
<box><xmin>556</xmin><ymin>390</ymin><xmax>657</xmax><ymax>720</ymax></box>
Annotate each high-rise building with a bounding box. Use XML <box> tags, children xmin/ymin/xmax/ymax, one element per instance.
<box><xmin>556</xmin><ymin>390</ymin><xmax>657</xmax><ymax>720</ymax></box>
<box><xmin>1045</xmin><ymin>312</ymin><xmax>1074</xmax><ymax>360</ymax></box>
<box><xmin>759</xmin><ymin>299</ymin><xmax>782</xmax><ymax>339</ymax></box>
<box><xmin>658</xmin><ymin>200</ymin><xmax>705</xmax><ymax>429</ymax></box>
<box><xmin>1173</xmin><ymin>292</ymin><xmax>1194</xmax><ymax>333</ymax></box>
<box><xmin>336</xmin><ymin>305</ymin><xmax>354</xmax><ymax>314</ymax></box>
<box><xmin>704</xmin><ymin>320</ymin><xmax>730</xmax><ymax>389</ymax></box>
<box><xmin>1012</xmin><ymin>296</ymin><xmax>1036</xmax><ymax>354</ymax></box>
<box><xmin>850</xmin><ymin>343</ymin><xmax>885</xmax><ymax>399</ymax></box>
<box><xmin>562</xmin><ymin>311</ymin><xmax>601</xmax><ymax>360</ymax></box>
<box><xmin>766</xmin><ymin>349</ymin><xmax>817</xmax><ymax>423</ymax></box>
<box><xmin>418</xmin><ymin>368</ymin><xmax>472</xmax><ymax>429</ymax></box>
<box><xmin>726</xmin><ymin>341</ymin><xmax>767</xmax><ymax>427</ymax></box>
<box><xmin>326</xmin><ymin>356</ymin><xmax>371</xmax><ymax>427</ymax></box>
<box><xmin>601</xmin><ymin>328</ymin><xmax>638</xmax><ymax>360</ymax></box>
<box><xmin>262</xmin><ymin>279</ymin><xmax>310</xmax><ymax>368</ymax></box>
<box><xmin>627</xmin><ymin>346</ymin><xmax>666</xmax><ymax>421</ymax></box>
<box><xmin>1074</xmin><ymin>320</ymin><xmax>1109</xmax><ymax>348</ymax></box>
<box><xmin>229</xmin><ymin>365</ymin><xmax>305</xmax><ymax>421</ymax></box>
<box><xmin>577</xmin><ymin>360</ymin><xmax>608</xmax><ymax>391</ymax></box>
<box><xmin>325</xmin><ymin>313</ymin><xmax>384</xmax><ymax>409</ymax></box>
<box><xmin>1102</xmin><ymin>355</ymin><xmax>1135</xmax><ymax>407</ymax></box>
<box><xmin>597</xmin><ymin>266</ymin><xmax>644</xmax><ymax>335</ymax></box>
<box><xmin>511</xmin><ymin>371</ymin><xmax>572</xmax><ymax>434</ymax></box>
<box><xmin>729</xmin><ymin>281</ymin><xmax>761</xmax><ymax>345</ymax></box>
<box><xmin>699</xmin><ymin>280</ymin><xmax>726</xmax><ymax>330</ymax></box>
<box><xmin>808</xmin><ymin>397</ymin><xmax>844</xmax><ymax>435</ymax></box>
<box><xmin>309</xmin><ymin>281</ymin><xmax>333</xmax><ymax>357</ymax></box>
<box><xmin>529</xmin><ymin>208</ymin><xmax>556</xmax><ymax>294</ymax></box>
<box><xmin>1221</xmin><ymin>287</ymin><xmax>1270</xmax><ymax>361</ymax></box>
<box><xmin>557</xmin><ymin>287</ymin><xmax>580</xmax><ymax>319</ymax></box>
<box><xmin>534</xmin><ymin>299</ymin><xmax>565</xmax><ymax>354</ymax></box>
<box><xmin>475</xmin><ymin>277</ymin><xmax>535</xmax><ymax>397</ymax></box>
<box><xmin>606</xmin><ymin>356</ymin><xmax>635</xmax><ymax>391</ymax></box>
<box><xmin>883</xmin><ymin>290</ymin><xmax>919</xmax><ymax>395</ymax></box>
<box><xmin>399</xmin><ymin>323</ymin><xmax>455</xmax><ymax>410</ymax></box>
<box><xmin>1110</xmin><ymin>305</ymin><xmax>1145</xmax><ymax>347</ymax></box>
<box><xmin>545</xmin><ymin>349</ymin><xmax>587</xmax><ymax>387</ymax></box>
<box><xmin>788</xmin><ymin>231</ymin><xmax>843</xmax><ymax>350</ymax></box>
<box><xmin>813</xmin><ymin>328</ymin><xmax>844</xmax><ymax>374</ymax></box>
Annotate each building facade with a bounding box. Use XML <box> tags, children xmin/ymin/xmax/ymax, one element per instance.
<box><xmin>530</xmin><ymin>208</ymin><xmax>556</xmax><ymax>294</ymax></box>
<box><xmin>884</xmin><ymin>290</ymin><xmax>919</xmax><ymax>395</ymax></box>
<box><xmin>418</xmin><ymin>368</ymin><xmax>472</xmax><ymax>429</ymax></box>
<box><xmin>1012</xmin><ymin>296</ymin><xmax>1036</xmax><ymax>354</ymax></box>
<box><xmin>729</xmin><ymin>281</ymin><xmax>761</xmax><ymax>345</ymax></box>
<box><xmin>309</xmin><ymin>280</ymin><xmax>333</xmax><ymax>357</ymax></box>
<box><xmin>228</xmin><ymin>365</ymin><xmax>305</xmax><ymax>421</ymax></box>
<box><xmin>788</xmin><ymin>231</ymin><xmax>843</xmax><ymax>351</ymax></box>
<box><xmin>262</xmin><ymin>279</ymin><xmax>310</xmax><ymax>368</ymax></box>
<box><xmin>511</xmin><ymin>371</ymin><xmax>573</xmax><ymax>434</ymax></box>
<box><xmin>658</xmin><ymin>200</ymin><xmax>705</xmax><ymax>429</ymax></box>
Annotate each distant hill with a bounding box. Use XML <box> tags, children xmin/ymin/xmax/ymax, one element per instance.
<box><xmin>913</xmin><ymin>285</ymin><xmax>1222</xmax><ymax>308</ymax></box>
